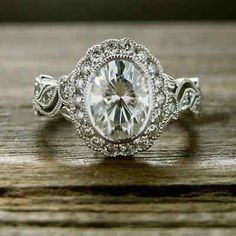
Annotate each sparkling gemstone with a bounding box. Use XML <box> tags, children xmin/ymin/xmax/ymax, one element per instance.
<box><xmin>155</xmin><ymin>91</ymin><xmax>165</xmax><ymax>106</ymax></box>
<box><xmin>73</xmin><ymin>95</ymin><xmax>82</xmax><ymax>106</ymax></box>
<box><xmin>86</xmin><ymin>59</ymin><xmax>152</xmax><ymax>142</ymax></box>
<box><xmin>154</xmin><ymin>77</ymin><xmax>164</xmax><ymax>88</ymax></box>
<box><xmin>137</xmin><ymin>51</ymin><xmax>148</xmax><ymax>61</ymax></box>
<box><xmin>148</xmin><ymin>63</ymin><xmax>158</xmax><ymax>75</ymax></box>
<box><xmin>90</xmin><ymin>49</ymin><xmax>102</xmax><ymax>62</ymax></box>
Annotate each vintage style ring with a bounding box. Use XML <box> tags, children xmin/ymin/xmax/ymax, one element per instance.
<box><xmin>33</xmin><ymin>38</ymin><xmax>201</xmax><ymax>156</ymax></box>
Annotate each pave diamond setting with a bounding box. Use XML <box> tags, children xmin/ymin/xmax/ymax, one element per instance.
<box><xmin>86</xmin><ymin>59</ymin><xmax>152</xmax><ymax>142</ymax></box>
<box><xmin>65</xmin><ymin>38</ymin><xmax>180</xmax><ymax>156</ymax></box>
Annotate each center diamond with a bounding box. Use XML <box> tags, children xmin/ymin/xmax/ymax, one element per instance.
<box><xmin>86</xmin><ymin>59</ymin><xmax>152</xmax><ymax>142</ymax></box>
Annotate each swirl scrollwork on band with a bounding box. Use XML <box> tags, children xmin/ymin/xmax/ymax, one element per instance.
<box><xmin>175</xmin><ymin>77</ymin><xmax>201</xmax><ymax>116</ymax></box>
<box><xmin>33</xmin><ymin>75</ymin><xmax>63</xmax><ymax>117</ymax></box>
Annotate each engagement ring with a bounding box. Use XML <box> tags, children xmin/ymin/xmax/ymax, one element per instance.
<box><xmin>33</xmin><ymin>38</ymin><xmax>201</xmax><ymax>156</ymax></box>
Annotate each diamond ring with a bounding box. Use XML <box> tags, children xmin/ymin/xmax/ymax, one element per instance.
<box><xmin>33</xmin><ymin>38</ymin><xmax>201</xmax><ymax>156</ymax></box>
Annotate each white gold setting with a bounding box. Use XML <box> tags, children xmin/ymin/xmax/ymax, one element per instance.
<box><xmin>33</xmin><ymin>38</ymin><xmax>201</xmax><ymax>157</ymax></box>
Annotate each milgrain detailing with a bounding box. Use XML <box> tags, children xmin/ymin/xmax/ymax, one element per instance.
<box><xmin>33</xmin><ymin>38</ymin><xmax>201</xmax><ymax>156</ymax></box>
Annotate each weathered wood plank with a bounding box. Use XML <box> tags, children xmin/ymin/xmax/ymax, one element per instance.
<box><xmin>0</xmin><ymin>195</ymin><xmax>235</xmax><ymax>229</ymax></box>
<box><xmin>0</xmin><ymin>23</ymin><xmax>235</xmax><ymax>234</ymax></box>
<box><xmin>0</xmin><ymin>107</ymin><xmax>235</xmax><ymax>186</ymax></box>
<box><xmin>0</xmin><ymin>227</ymin><xmax>236</xmax><ymax>236</ymax></box>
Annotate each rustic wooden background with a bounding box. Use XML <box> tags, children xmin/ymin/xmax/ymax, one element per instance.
<box><xmin>0</xmin><ymin>23</ymin><xmax>236</xmax><ymax>235</ymax></box>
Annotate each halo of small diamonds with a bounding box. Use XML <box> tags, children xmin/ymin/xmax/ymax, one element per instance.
<box><xmin>62</xmin><ymin>38</ymin><xmax>178</xmax><ymax>156</ymax></box>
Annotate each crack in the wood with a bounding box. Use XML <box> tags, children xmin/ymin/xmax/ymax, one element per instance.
<box><xmin>0</xmin><ymin>184</ymin><xmax>235</xmax><ymax>198</ymax></box>
<box><xmin>0</xmin><ymin>221</ymin><xmax>236</xmax><ymax>229</ymax></box>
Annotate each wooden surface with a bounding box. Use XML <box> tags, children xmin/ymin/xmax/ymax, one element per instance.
<box><xmin>0</xmin><ymin>23</ymin><xmax>236</xmax><ymax>235</ymax></box>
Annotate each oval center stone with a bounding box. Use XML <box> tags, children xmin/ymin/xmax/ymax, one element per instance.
<box><xmin>86</xmin><ymin>59</ymin><xmax>152</xmax><ymax>142</ymax></box>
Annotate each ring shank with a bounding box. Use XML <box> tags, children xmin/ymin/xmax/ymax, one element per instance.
<box><xmin>174</xmin><ymin>77</ymin><xmax>201</xmax><ymax>115</ymax></box>
<box><xmin>33</xmin><ymin>75</ymin><xmax>63</xmax><ymax>118</ymax></box>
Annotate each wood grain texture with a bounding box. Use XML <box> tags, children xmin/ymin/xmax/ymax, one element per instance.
<box><xmin>0</xmin><ymin>23</ymin><xmax>236</xmax><ymax>235</ymax></box>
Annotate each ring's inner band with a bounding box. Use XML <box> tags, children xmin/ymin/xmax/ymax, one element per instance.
<box><xmin>33</xmin><ymin>75</ymin><xmax>201</xmax><ymax>120</ymax></box>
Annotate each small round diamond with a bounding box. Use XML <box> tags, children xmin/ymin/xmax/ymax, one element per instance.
<box><xmin>79</xmin><ymin>61</ymin><xmax>90</xmax><ymax>76</ymax></box>
<box><xmin>92</xmin><ymin>50</ymin><xmax>101</xmax><ymax>61</ymax></box>
<box><xmin>148</xmin><ymin>62</ymin><xmax>158</xmax><ymax>76</ymax></box>
<box><xmin>137</xmin><ymin>50</ymin><xmax>148</xmax><ymax>61</ymax></box>
<box><xmin>154</xmin><ymin>77</ymin><xmax>164</xmax><ymax>88</ymax></box>
<box><xmin>75</xmin><ymin>110</ymin><xmax>84</xmax><ymax>119</ymax></box>
<box><xmin>105</xmin><ymin>40</ymin><xmax>118</xmax><ymax>54</ymax></box>
<box><xmin>155</xmin><ymin>91</ymin><xmax>166</xmax><ymax>106</ymax></box>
